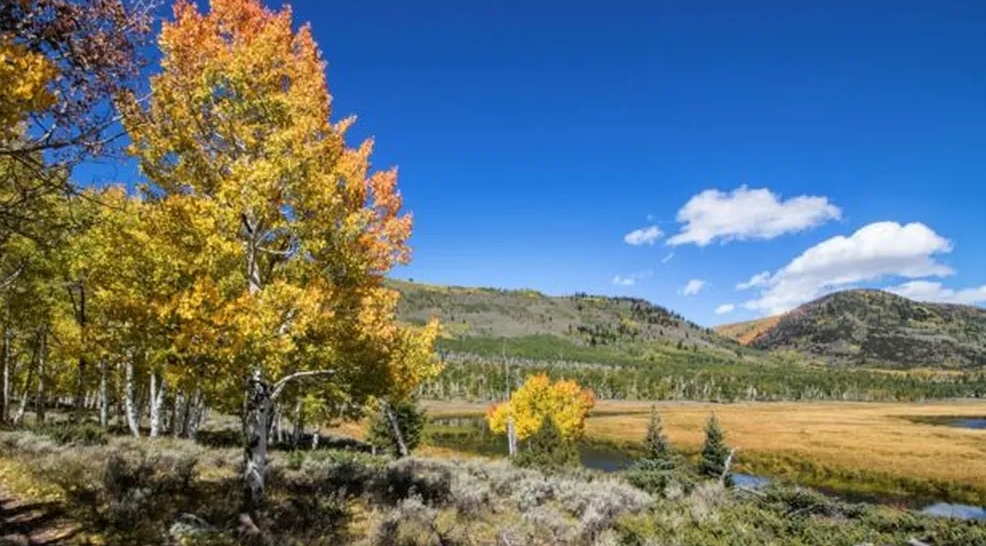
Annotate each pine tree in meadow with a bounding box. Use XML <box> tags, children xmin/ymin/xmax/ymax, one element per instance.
<box><xmin>626</xmin><ymin>405</ymin><xmax>678</xmax><ymax>494</ymax></box>
<box><xmin>641</xmin><ymin>405</ymin><xmax>675</xmax><ymax>470</ymax></box>
<box><xmin>699</xmin><ymin>413</ymin><xmax>733</xmax><ymax>486</ymax></box>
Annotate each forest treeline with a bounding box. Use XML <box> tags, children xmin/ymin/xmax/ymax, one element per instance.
<box><xmin>423</xmin><ymin>340</ymin><xmax>986</xmax><ymax>402</ymax></box>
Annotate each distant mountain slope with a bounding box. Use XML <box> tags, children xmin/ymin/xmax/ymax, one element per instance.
<box><xmin>387</xmin><ymin>279</ymin><xmax>739</xmax><ymax>352</ymax></box>
<box><xmin>714</xmin><ymin>316</ymin><xmax>783</xmax><ymax>345</ymax></box>
<box><xmin>718</xmin><ymin>289</ymin><xmax>986</xmax><ymax>368</ymax></box>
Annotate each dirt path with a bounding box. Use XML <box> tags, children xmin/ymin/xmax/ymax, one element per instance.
<box><xmin>0</xmin><ymin>486</ymin><xmax>81</xmax><ymax>546</ymax></box>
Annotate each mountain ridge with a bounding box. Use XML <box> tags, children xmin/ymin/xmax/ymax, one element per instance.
<box><xmin>716</xmin><ymin>289</ymin><xmax>986</xmax><ymax>368</ymax></box>
<box><xmin>386</xmin><ymin>278</ymin><xmax>743</xmax><ymax>355</ymax></box>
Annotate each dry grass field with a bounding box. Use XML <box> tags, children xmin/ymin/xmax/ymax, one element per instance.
<box><xmin>420</xmin><ymin>399</ymin><xmax>986</xmax><ymax>503</ymax></box>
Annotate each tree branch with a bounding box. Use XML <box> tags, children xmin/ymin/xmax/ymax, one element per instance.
<box><xmin>275</xmin><ymin>308</ymin><xmax>297</xmax><ymax>337</ymax></box>
<box><xmin>270</xmin><ymin>370</ymin><xmax>336</xmax><ymax>402</ymax></box>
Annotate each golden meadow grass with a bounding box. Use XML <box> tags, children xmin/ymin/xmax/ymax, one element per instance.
<box><xmin>418</xmin><ymin>399</ymin><xmax>986</xmax><ymax>503</ymax></box>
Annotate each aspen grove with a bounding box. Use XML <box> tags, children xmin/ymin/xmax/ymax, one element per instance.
<box><xmin>0</xmin><ymin>0</ymin><xmax>441</xmax><ymax>518</ymax></box>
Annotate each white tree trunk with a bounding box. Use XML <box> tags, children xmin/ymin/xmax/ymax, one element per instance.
<box><xmin>150</xmin><ymin>372</ymin><xmax>166</xmax><ymax>437</ymax></box>
<box><xmin>35</xmin><ymin>332</ymin><xmax>46</xmax><ymax>425</ymax></box>
<box><xmin>149</xmin><ymin>373</ymin><xmax>156</xmax><ymax>431</ymax></box>
<box><xmin>185</xmin><ymin>389</ymin><xmax>203</xmax><ymax>439</ymax></box>
<box><xmin>124</xmin><ymin>360</ymin><xmax>140</xmax><ymax>437</ymax></box>
<box><xmin>13</xmin><ymin>360</ymin><xmax>33</xmax><ymax>426</ymax></box>
<box><xmin>382</xmin><ymin>400</ymin><xmax>409</xmax><ymax>457</ymax></box>
<box><xmin>99</xmin><ymin>360</ymin><xmax>108</xmax><ymax>427</ymax></box>
<box><xmin>1</xmin><ymin>327</ymin><xmax>9</xmax><ymax>424</ymax></box>
<box><xmin>507</xmin><ymin>417</ymin><xmax>518</xmax><ymax>457</ymax></box>
<box><xmin>181</xmin><ymin>393</ymin><xmax>192</xmax><ymax>436</ymax></box>
<box><xmin>172</xmin><ymin>391</ymin><xmax>185</xmax><ymax>437</ymax></box>
<box><xmin>271</xmin><ymin>403</ymin><xmax>283</xmax><ymax>444</ymax></box>
<box><xmin>719</xmin><ymin>449</ymin><xmax>737</xmax><ymax>485</ymax></box>
<box><xmin>292</xmin><ymin>399</ymin><xmax>303</xmax><ymax>445</ymax></box>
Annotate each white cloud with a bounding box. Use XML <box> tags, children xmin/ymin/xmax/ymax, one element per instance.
<box><xmin>714</xmin><ymin>303</ymin><xmax>736</xmax><ymax>315</ymax></box>
<box><xmin>886</xmin><ymin>280</ymin><xmax>986</xmax><ymax>306</ymax></box>
<box><xmin>612</xmin><ymin>270</ymin><xmax>654</xmax><ymax>287</ymax></box>
<box><xmin>736</xmin><ymin>271</ymin><xmax>771</xmax><ymax>290</ymax></box>
<box><xmin>682</xmin><ymin>279</ymin><xmax>706</xmax><ymax>296</ymax></box>
<box><xmin>667</xmin><ymin>186</ymin><xmax>841</xmax><ymax>247</ymax></box>
<box><xmin>624</xmin><ymin>225</ymin><xmax>663</xmax><ymax>246</ymax></box>
<box><xmin>661</xmin><ymin>252</ymin><xmax>674</xmax><ymax>264</ymax></box>
<box><xmin>742</xmin><ymin>221</ymin><xmax>954</xmax><ymax>315</ymax></box>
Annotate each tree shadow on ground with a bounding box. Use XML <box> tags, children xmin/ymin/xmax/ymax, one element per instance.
<box><xmin>0</xmin><ymin>495</ymin><xmax>83</xmax><ymax>546</ymax></box>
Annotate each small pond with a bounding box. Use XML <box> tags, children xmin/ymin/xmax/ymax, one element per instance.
<box><xmin>426</xmin><ymin>415</ymin><xmax>986</xmax><ymax>521</ymax></box>
<box><xmin>954</xmin><ymin>418</ymin><xmax>986</xmax><ymax>430</ymax></box>
<box><xmin>902</xmin><ymin>415</ymin><xmax>986</xmax><ymax>430</ymax></box>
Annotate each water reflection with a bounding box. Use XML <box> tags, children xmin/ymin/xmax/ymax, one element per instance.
<box><xmin>580</xmin><ymin>445</ymin><xmax>633</xmax><ymax>472</ymax></box>
<box><xmin>733</xmin><ymin>473</ymin><xmax>770</xmax><ymax>489</ymax></box>
<box><xmin>920</xmin><ymin>502</ymin><xmax>986</xmax><ymax>520</ymax></box>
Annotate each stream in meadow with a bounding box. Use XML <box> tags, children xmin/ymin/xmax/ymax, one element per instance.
<box><xmin>426</xmin><ymin>415</ymin><xmax>986</xmax><ymax>521</ymax></box>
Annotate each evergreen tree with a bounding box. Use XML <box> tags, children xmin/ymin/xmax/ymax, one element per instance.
<box><xmin>368</xmin><ymin>399</ymin><xmax>427</xmax><ymax>457</ymax></box>
<box><xmin>699</xmin><ymin>413</ymin><xmax>733</xmax><ymax>486</ymax></box>
<box><xmin>516</xmin><ymin>416</ymin><xmax>579</xmax><ymax>470</ymax></box>
<box><xmin>642</xmin><ymin>405</ymin><xmax>675</xmax><ymax>470</ymax></box>
<box><xmin>626</xmin><ymin>405</ymin><xmax>678</xmax><ymax>494</ymax></box>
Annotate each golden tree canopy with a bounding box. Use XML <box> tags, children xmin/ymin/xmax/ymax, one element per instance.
<box><xmin>487</xmin><ymin>374</ymin><xmax>596</xmax><ymax>442</ymax></box>
<box><xmin>122</xmin><ymin>0</ymin><xmax>438</xmax><ymax>412</ymax></box>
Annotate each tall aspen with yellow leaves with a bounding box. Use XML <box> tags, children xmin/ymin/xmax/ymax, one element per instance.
<box><xmin>122</xmin><ymin>0</ymin><xmax>439</xmax><ymax>513</ymax></box>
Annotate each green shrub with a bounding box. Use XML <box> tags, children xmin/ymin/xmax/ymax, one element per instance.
<box><xmin>39</xmin><ymin>422</ymin><xmax>108</xmax><ymax>446</ymax></box>
<box><xmin>286</xmin><ymin>449</ymin><xmax>306</xmax><ymax>470</ymax></box>
<box><xmin>515</xmin><ymin>417</ymin><xmax>579</xmax><ymax>470</ymax></box>
<box><xmin>368</xmin><ymin>399</ymin><xmax>427</xmax><ymax>457</ymax></box>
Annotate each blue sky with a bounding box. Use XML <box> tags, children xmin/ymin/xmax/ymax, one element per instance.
<box><xmin>79</xmin><ymin>0</ymin><xmax>986</xmax><ymax>327</ymax></box>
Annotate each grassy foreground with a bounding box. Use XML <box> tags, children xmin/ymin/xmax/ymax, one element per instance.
<box><xmin>2</xmin><ymin>428</ymin><xmax>986</xmax><ymax>546</ymax></box>
<box><xmin>417</xmin><ymin>399</ymin><xmax>986</xmax><ymax>505</ymax></box>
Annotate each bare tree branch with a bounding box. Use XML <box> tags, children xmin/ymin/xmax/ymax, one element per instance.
<box><xmin>270</xmin><ymin>369</ymin><xmax>336</xmax><ymax>402</ymax></box>
<box><xmin>719</xmin><ymin>448</ymin><xmax>736</xmax><ymax>485</ymax></box>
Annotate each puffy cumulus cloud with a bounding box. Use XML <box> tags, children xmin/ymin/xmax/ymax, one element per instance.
<box><xmin>612</xmin><ymin>270</ymin><xmax>653</xmax><ymax>287</ymax></box>
<box><xmin>714</xmin><ymin>303</ymin><xmax>735</xmax><ymax>315</ymax></box>
<box><xmin>742</xmin><ymin>222</ymin><xmax>954</xmax><ymax>315</ymax></box>
<box><xmin>624</xmin><ymin>225</ymin><xmax>663</xmax><ymax>246</ymax></box>
<box><xmin>886</xmin><ymin>280</ymin><xmax>986</xmax><ymax>305</ymax></box>
<box><xmin>667</xmin><ymin>186</ymin><xmax>841</xmax><ymax>247</ymax></box>
<box><xmin>682</xmin><ymin>279</ymin><xmax>706</xmax><ymax>296</ymax></box>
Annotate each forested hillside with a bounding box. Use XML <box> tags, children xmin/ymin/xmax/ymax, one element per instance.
<box><xmin>388</xmin><ymin>281</ymin><xmax>986</xmax><ymax>402</ymax></box>
<box><xmin>389</xmin><ymin>279</ymin><xmax>738</xmax><ymax>351</ymax></box>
